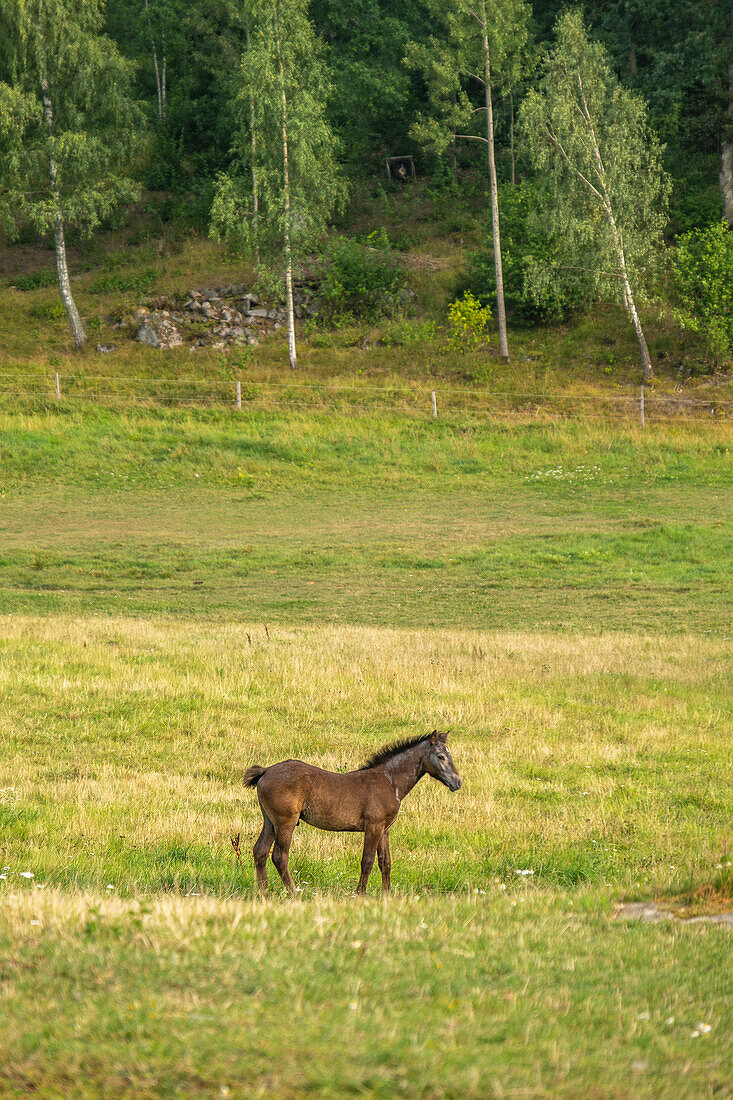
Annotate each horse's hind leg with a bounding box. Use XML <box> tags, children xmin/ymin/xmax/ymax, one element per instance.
<box><xmin>271</xmin><ymin>817</ymin><xmax>298</xmax><ymax>894</ymax></box>
<box><xmin>253</xmin><ymin>809</ymin><xmax>275</xmax><ymax>893</ymax></box>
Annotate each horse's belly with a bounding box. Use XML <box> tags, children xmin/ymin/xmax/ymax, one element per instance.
<box><xmin>299</xmin><ymin>802</ymin><xmax>362</xmax><ymax>832</ymax></box>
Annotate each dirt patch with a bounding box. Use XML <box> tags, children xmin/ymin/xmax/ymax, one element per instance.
<box><xmin>399</xmin><ymin>253</ymin><xmax>451</xmax><ymax>272</ymax></box>
<box><xmin>615</xmin><ymin>901</ymin><xmax>733</xmax><ymax>927</ymax></box>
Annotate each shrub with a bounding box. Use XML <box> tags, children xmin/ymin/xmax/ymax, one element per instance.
<box><xmin>320</xmin><ymin>232</ymin><xmax>406</xmax><ymax>322</ymax></box>
<box><xmin>251</xmin><ymin>264</ymin><xmax>285</xmax><ymax>307</ymax></box>
<box><xmin>88</xmin><ymin>268</ymin><xmax>157</xmax><ymax>294</ymax></box>
<box><xmin>460</xmin><ymin>181</ymin><xmax>592</xmax><ymax>324</ymax></box>
<box><xmin>672</xmin><ymin>221</ymin><xmax>733</xmax><ymax>362</ymax></box>
<box><xmin>12</xmin><ymin>270</ymin><xmax>57</xmax><ymax>291</ymax></box>
<box><xmin>447</xmin><ymin>292</ymin><xmax>491</xmax><ymax>351</ymax></box>
<box><xmin>28</xmin><ymin>301</ymin><xmax>66</xmax><ymax>321</ymax></box>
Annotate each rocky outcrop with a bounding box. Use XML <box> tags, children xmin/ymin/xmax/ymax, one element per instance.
<box><xmin>137</xmin><ymin>315</ymin><xmax>185</xmax><ymax>349</ymax></box>
<box><xmin>132</xmin><ymin>282</ymin><xmax>317</xmax><ymax>350</ymax></box>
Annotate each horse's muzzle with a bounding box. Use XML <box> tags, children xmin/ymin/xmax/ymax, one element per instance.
<box><xmin>450</xmin><ymin>777</ymin><xmax>463</xmax><ymax>791</ymax></box>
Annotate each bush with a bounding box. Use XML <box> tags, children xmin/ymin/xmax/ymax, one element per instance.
<box><xmin>460</xmin><ymin>181</ymin><xmax>591</xmax><ymax>324</ymax></box>
<box><xmin>672</xmin><ymin>221</ymin><xmax>733</xmax><ymax>362</ymax></box>
<box><xmin>12</xmin><ymin>270</ymin><xmax>57</xmax><ymax>291</ymax></box>
<box><xmin>28</xmin><ymin>301</ymin><xmax>66</xmax><ymax>321</ymax></box>
<box><xmin>88</xmin><ymin>268</ymin><xmax>157</xmax><ymax>294</ymax></box>
<box><xmin>320</xmin><ymin>232</ymin><xmax>406</xmax><ymax>322</ymax></box>
<box><xmin>446</xmin><ymin>292</ymin><xmax>491</xmax><ymax>351</ymax></box>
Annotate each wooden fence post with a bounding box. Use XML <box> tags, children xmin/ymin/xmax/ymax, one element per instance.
<box><xmin>431</xmin><ymin>390</ymin><xmax>437</xmax><ymax>419</ymax></box>
<box><xmin>54</xmin><ymin>372</ymin><xmax>61</xmax><ymax>401</ymax></box>
<box><xmin>640</xmin><ymin>385</ymin><xmax>645</xmax><ymax>429</ymax></box>
<box><xmin>236</xmin><ymin>380</ymin><xmax>242</xmax><ymax>410</ymax></box>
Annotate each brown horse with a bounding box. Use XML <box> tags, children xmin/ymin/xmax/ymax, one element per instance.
<box><xmin>244</xmin><ymin>731</ymin><xmax>462</xmax><ymax>895</ymax></box>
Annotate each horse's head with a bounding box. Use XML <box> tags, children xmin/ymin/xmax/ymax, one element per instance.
<box><xmin>424</xmin><ymin>731</ymin><xmax>462</xmax><ymax>791</ymax></box>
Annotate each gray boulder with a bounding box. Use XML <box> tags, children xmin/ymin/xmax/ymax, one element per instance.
<box><xmin>137</xmin><ymin>317</ymin><xmax>185</xmax><ymax>349</ymax></box>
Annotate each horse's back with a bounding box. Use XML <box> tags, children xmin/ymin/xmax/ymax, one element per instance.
<box><xmin>255</xmin><ymin>758</ymin><xmax>372</xmax><ymax>831</ymax></box>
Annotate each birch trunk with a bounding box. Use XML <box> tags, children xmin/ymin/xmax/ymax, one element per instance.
<box><xmin>574</xmin><ymin>73</ymin><xmax>653</xmax><ymax>381</ymax></box>
<box><xmin>246</xmin><ymin>18</ymin><xmax>260</xmax><ymax>261</ymax></box>
<box><xmin>721</xmin><ymin>20</ymin><xmax>733</xmax><ymax>226</ymax></box>
<box><xmin>144</xmin><ymin>0</ymin><xmax>164</xmax><ymax>121</ymax></box>
<box><xmin>38</xmin><ymin>47</ymin><xmax>86</xmax><ymax>349</ymax></box>
<box><xmin>481</xmin><ymin>0</ymin><xmax>509</xmax><ymax>360</ymax></box>
<box><xmin>274</xmin><ymin>3</ymin><xmax>298</xmax><ymax>370</ymax></box>
<box><xmin>604</xmin><ymin>203</ymin><xmax>652</xmax><ymax>381</ymax></box>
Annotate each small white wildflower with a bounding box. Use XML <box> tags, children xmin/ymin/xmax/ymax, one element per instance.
<box><xmin>0</xmin><ymin>875</ymin><xmax>6</xmax><ymax>880</ymax></box>
<box><xmin>348</xmin><ymin>1001</ymin><xmax>358</xmax><ymax>1011</ymax></box>
<box><xmin>636</xmin><ymin>1012</ymin><xmax>651</xmax><ymax>1021</ymax></box>
<box><xmin>20</xmin><ymin>871</ymin><xmax>34</xmax><ymax>879</ymax></box>
<box><xmin>690</xmin><ymin>1030</ymin><xmax>700</xmax><ymax>1039</ymax></box>
<box><xmin>695</xmin><ymin>1023</ymin><xmax>712</xmax><ymax>1034</ymax></box>
<box><xmin>106</xmin><ymin>884</ymin><xmax>114</xmax><ymax>891</ymax></box>
<box><xmin>514</xmin><ymin>869</ymin><xmax>534</xmax><ymax>876</ymax></box>
<box><xmin>351</xmin><ymin>941</ymin><xmax>362</xmax><ymax>950</ymax></box>
<box><xmin>665</xmin><ymin>1017</ymin><xmax>675</xmax><ymax>1026</ymax></box>
<box><xmin>220</xmin><ymin>1088</ymin><xmax>230</xmax><ymax>1099</ymax></box>
<box><xmin>30</xmin><ymin>919</ymin><xmax>40</xmax><ymax>926</ymax></box>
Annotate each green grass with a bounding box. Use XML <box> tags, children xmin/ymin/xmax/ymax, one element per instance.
<box><xmin>2</xmin><ymin>890</ymin><xmax>731</xmax><ymax>1099</ymax></box>
<box><xmin>1</xmin><ymin>195</ymin><xmax>732</xmax><ymax>1097</ymax></box>
<box><xmin>0</xmin><ymin>407</ymin><xmax>731</xmax><ymax>632</ymax></box>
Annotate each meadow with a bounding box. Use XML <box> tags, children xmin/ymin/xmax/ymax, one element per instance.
<box><xmin>1</xmin><ymin>395</ymin><xmax>731</xmax><ymax>1098</ymax></box>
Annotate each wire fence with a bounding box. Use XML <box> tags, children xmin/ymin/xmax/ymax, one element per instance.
<box><xmin>0</xmin><ymin>372</ymin><xmax>732</xmax><ymax>425</ymax></box>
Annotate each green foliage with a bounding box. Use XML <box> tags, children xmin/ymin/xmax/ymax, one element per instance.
<box><xmin>209</xmin><ymin>0</ymin><xmax>347</xmax><ymax>266</ymax></box>
<box><xmin>88</xmin><ymin>268</ymin><xmax>157</xmax><ymax>295</ymax></box>
<box><xmin>446</xmin><ymin>291</ymin><xmax>491</xmax><ymax>350</ymax></box>
<box><xmin>0</xmin><ymin>0</ymin><xmax>142</xmax><ymax>238</ymax></box>
<box><xmin>250</xmin><ymin>264</ymin><xmax>286</xmax><ymax>307</ymax></box>
<box><xmin>404</xmin><ymin>0</ymin><xmax>530</xmax><ymax>160</ymax></box>
<box><xmin>28</xmin><ymin>301</ymin><xmax>66</xmax><ymax>321</ymax></box>
<box><xmin>309</xmin><ymin>0</ymin><xmax>432</xmax><ymax>162</ymax></box>
<box><xmin>320</xmin><ymin>233</ymin><xmax>406</xmax><ymax>322</ymax></box>
<box><xmin>519</xmin><ymin>11</ymin><xmax>670</xmax><ymax>311</ymax></box>
<box><xmin>462</xmin><ymin>181</ymin><xmax>591</xmax><ymax>323</ymax></box>
<box><xmin>672</xmin><ymin>221</ymin><xmax>733</xmax><ymax>362</ymax></box>
<box><xmin>11</xmin><ymin>270</ymin><xmax>57</xmax><ymax>291</ymax></box>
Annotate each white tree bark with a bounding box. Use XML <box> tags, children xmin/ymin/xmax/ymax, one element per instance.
<box><xmin>481</xmin><ymin>1</ymin><xmax>510</xmax><ymax>360</ymax></box>
<box><xmin>721</xmin><ymin>25</ymin><xmax>733</xmax><ymax>226</ymax></box>
<box><xmin>245</xmin><ymin>17</ymin><xmax>260</xmax><ymax>262</ymax></box>
<box><xmin>38</xmin><ymin>47</ymin><xmax>86</xmax><ymax>349</ymax></box>
<box><xmin>274</xmin><ymin>2</ymin><xmax>298</xmax><ymax>370</ymax></box>
<box><xmin>144</xmin><ymin>0</ymin><xmax>165</xmax><ymax>121</ymax></box>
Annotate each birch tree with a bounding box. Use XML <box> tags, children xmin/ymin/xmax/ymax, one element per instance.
<box><xmin>210</xmin><ymin>0</ymin><xmax>345</xmax><ymax>370</ymax></box>
<box><xmin>0</xmin><ymin>0</ymin><xmax>140</xmax><ymax>348</ymax></box>
<box><xmin>405</xmin><ymin>0</ymin><xmax>530</xmax><ymax>361</ymax></box>
<box><xmin>520</xmin><ymin>10</ymin><xmax>669</xmax><ymax>382</ymax></box>
<box><xmin>722</xmin><ymin>8</ymin><xmax>733</xmax><ymax>227</ymax></box>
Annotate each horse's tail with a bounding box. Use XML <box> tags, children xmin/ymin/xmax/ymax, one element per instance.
<box><xmin>244</xmin><ymin>764</ymin><xmax>268</xmax><ymax>788</ymax></box>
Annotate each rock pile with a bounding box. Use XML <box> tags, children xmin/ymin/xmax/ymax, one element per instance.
<box><xmin>129</xmin><ymin>282</ymin><xmax>317</xmax><ymax>350</ymax></box>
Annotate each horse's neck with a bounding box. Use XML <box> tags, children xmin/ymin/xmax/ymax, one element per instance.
<box><xmin>384</xmin><ymin>745</ymin><xmax>426</xmax><ymax>801</ymax></box>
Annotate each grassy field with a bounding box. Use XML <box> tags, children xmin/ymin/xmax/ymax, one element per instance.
<box><xmin>1</xmin><ymin>196</ymin><xmax>732</xmax><ymax>1095</ymax></box>
<box><xmin>1</xmin><ymin>398</ymin><xmax>731</xmax><ymax>1097</ymax></box>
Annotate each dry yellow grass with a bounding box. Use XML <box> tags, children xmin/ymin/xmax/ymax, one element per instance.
<box><xmin>1</xmin><ymin>615</ymin><xmax>730</xmax><ymax>895</ymax></box>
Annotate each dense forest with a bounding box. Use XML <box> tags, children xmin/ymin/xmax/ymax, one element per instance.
<box><xmin>1</xmin><ymin>0</ymin><xmax>731</xmax><ymax>374</ymax></box>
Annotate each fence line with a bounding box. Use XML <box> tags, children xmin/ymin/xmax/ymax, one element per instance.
<box><xmin>1</xmin><ymin>372</ymin><xmax>733</xmax><ymax>406</ymax></box>
<box><xmin>0</xmin><ymin>374</ymin><xmax>731</xmax><ymax>425</ymax></box>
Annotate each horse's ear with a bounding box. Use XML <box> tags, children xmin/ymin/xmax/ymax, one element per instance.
<box><xmin>429</xmin><ymin>730</ymin><xmax>439</xmax><ymax>745</ymax></box>
<box><xmin>438</xmin><ymin>730</ymin><xmax>449</xmax><ymax>743</ymax></box>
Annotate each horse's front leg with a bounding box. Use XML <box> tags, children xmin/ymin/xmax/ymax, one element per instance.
<box><xmin>357</xmin><ymin>825</ymin><xmax>383</xmax><ymax>895</ymax></box>
<box><xmin>377</xmin><ymin>829</ymin><xmax>391</xmax><ymax>894</ymax></box>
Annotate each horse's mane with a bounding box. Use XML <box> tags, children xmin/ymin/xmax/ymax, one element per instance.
<box><xmin>358</xmin><ymin>734</ymin><xmax>428</xmax><ymax>771</ymax></box>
